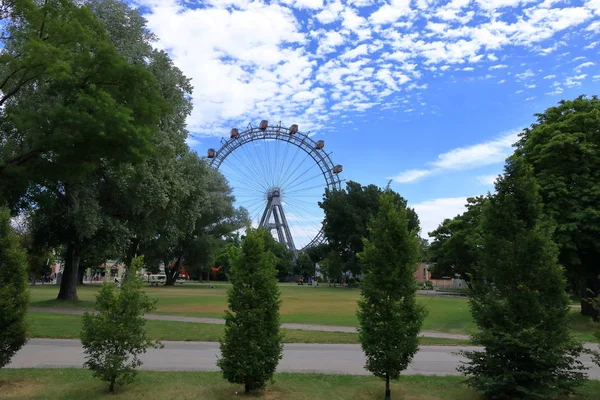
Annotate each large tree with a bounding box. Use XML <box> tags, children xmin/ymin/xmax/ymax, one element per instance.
<box><xmin>460</xmin><ymin>158</ymin><xmax>586</xmax><ymax>399</ymax></box>
<box><xmin>357</xmin><ymin>190</ymin><xmax>425</xmax><ymax>400</ymax></box>
<box><xmin>428</xmin><ymin>196</ymin><xmax>486</xmax><ymax>288</ymax></box>
<box><xmin>0</xmin><ymin>0</ymin><xmax>168</xmax><ymax>300</ymax></box>
<box><xmin>513</xmin><ymin>95</ymin><xmax>600</xmax><ymax>316</ymax></box>
<box><xmin>320</xmin><ymin>181</ymin><xmax>420</xmax><ymax>276</ymax></box>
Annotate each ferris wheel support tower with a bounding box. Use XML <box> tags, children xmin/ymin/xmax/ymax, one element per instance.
<box><xmin>259</xmin><ymin>188</ymin><xmax>295</xmax><ymax>251</ymax></box>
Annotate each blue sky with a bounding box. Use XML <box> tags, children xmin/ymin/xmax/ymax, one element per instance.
<box><xmin>135</xmin><ymin>0</ymin><xmax>600</xmax><ymax>238</ymax></box>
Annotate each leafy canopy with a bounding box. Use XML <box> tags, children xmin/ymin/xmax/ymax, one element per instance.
<box><xmin>357</xmin><ymin>191</ymin><xmax>426</xmax><ymax>399</ymax></box>
<box><xmin>513</xmin><ymin>95</ymin><xmax>600</xmax><ymax>310</ymax></box>
<box><xmin>320</xmin><ymin>181</ymin><xmax>420</xmax><ymax>275</ymax></box>
<box><xmin>218</xmin><ymin>229</ymin><xmax>283</xmax><ymax>393</ymax></box>
<box><xmin>459</xmin><ymin>158</ymin><xmax>586</xmax><ymax>399</ymax></box>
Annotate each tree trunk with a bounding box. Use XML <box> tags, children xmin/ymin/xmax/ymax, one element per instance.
<box><xmin>30</xmin><ymin>275</ymin><xmax>36</xmax><ymax>285</ymax></box>
<box><xmin>57</xmin><ymin>242</ymin><xmax>80</xmax><ymax>301</ymax></box>
<box><xmin>385</xmin><ymin>374</ymin><xmax>391</xmax><ymax>400</ymax></box>
<box><xmin>165</xmin><ymin>256</ymin><xmax>182</xmax><ymax>286</ymax></box>
<box><xmin>245</xmin><ymin>383</ymin><xmax>250</xmax><ymax>394</ymax></box>
<box><xmin>109</xmin><ymin>377</ymin><xmax>115</xmax><ymax>393</ymax></box>
<box><xmin>77</xmin><ymin>265</ymin><xmax>85</xmax><ymax>285</ymax></box>
<box><xmin>124</xmin><ymin>237</ymin><xmax>140</xmax><ymax>267</ymax></box>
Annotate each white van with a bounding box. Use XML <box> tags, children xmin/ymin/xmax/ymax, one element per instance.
<box><xmin>146</xmin><ymin>274</ymin><xmax>186</xmax><ymax>286</ymax></box>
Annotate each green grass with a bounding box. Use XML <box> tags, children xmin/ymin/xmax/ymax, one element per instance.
<box><xmin>2</xmin><ymin>369</ymin><xmax>600</xmax><ymax>400</ymax></box>
<box><xmin>25</xmin><ymin>312</ymin><xmax>471</xmax><ymax>346</ymax></box>
<box><xmin>29</xmin><ymin>284</ymin><xmax>474</xmax><ymax>332</ymax></box>
<box><xmin>28</xmin><ymin>284</ymin><xmax>598</xmax><ymax>341</ymax></box>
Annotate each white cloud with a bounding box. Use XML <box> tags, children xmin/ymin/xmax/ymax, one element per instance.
<box><xmin>391</xmin><ymin>169</ymin><xmax>433</xmax><ymax>183</ymax></box>
<box><xmin>392</xmin><ymin>130</ymin><xmax>519</xmax><ymax>183</ymax></box>
<box><xmin>565</xmin><ymin>74</ymin><xmax>587</xmax><ymax>87</ymax></box>
<box><xmin>370</xmin><ymin>0</ymin><xmax>412</xmax><ymax>25</ymax></box>
<box><xmin>340</xmin><ymin>44</ymin><xmax>369</xmax><ymax>59</ymax></box>
<box><xmin>543</xmin><ymin>74</ymin><xmax>556</xmax><ymax>79</ymax></box>
<box><xmin>134</xmin><ymin>0</ymin><xmax>600</xmax><ymax>136</ymax></box>
<box><xmin>575</xmin><ymin>61</ymin><xmax>595</xmax><ymax>72</ymax></box>
<box><xmin>431</xmin><ymin>131</ymin><xmax>518</xmax><ymax>170</ymax></box>
<box><xmin>477</xmin><ymin>175</ymin><xmax>497</xmax><ymax>185</ymax></box>
<box><xmin>315</xmin><ymin>0</ymin><xmax>344</xmax><ymax>23</ymax></box>
<box><xmin>525</xmin><ymin>96</ymin><xmax>536</xmax><ymax>101</ymax></box>
<box><xmin>411</xmin><ymin>197</ymin><xmax>472</xmax><ymax>238</ymax></box>
<box><xmin>515</xmin><ymin>69</ymin><xmax>535</xmax><ymax>80</ymax></box>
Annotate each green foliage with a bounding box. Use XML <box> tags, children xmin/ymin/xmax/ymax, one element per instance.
<box><xmin>218</xmin><ymin>229</ymin><xmax>283</xmax><ymax>393</ymax></box>
<box><xmin>459</xmin><ymin>158</ymin><xmax>586</xmax><ymax>399</ymax></box>
<box><xmin>80</xmin><ymin>256</ymin><xmax>160</xmax><ymax>392</ymax></box>
<box><xmin>214</xmin><ymin>242</ymin><xmax>241</xmax><ymax>277</ymax></box>
<box><xmin>428</xmin><ymin>196</ymin><xmax>486</xmax><ymax>286</ymax></box>
<box><xmin>256</xmin><ymin>228</ymin><xmax>294</xmax><ymax>279</ymax></box>
<box><xmin>294</xmin><ymin>252</ymin><xmax>313</xmax><ymax>279</ymax></box>
<box><xmin>357</xmin><ymin>191</ymin><xmax>426</xmax><ymax>399</ymax></box>
<box><xmin>0</xmin><ymin>206</ymin><xmax>29</xmax><ymax>369</ymax></box>
<box><xmin>323</xmin><ymin>250</ymin><xmax>343</xmax><ymax>286</ymax></box>
<box><xmin>514</xmin><ymin>95</ymin><xmax>600</xmax><ymax>313</ymax></box>
<box><xmin>320</xmin><ymin>181</ymin><xmax>420</xmax><ymax>275</ymax></box>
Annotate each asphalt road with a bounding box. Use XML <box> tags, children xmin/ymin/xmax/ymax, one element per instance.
<box><xmin>8</xmin><ymin>339</ymin><xmax>600</xmax><ymax>378</ymax></box>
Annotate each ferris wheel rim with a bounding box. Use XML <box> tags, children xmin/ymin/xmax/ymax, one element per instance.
<box><xmin>209</xmin><ymin>123</ymin><xmax>342</xmax><ymax>251</ymax></box>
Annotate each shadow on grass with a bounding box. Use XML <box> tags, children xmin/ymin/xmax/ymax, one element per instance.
<box><xmin>29</xmin><ymin>299</ymin><xmax>95</xmax><ymax>309</ymax></box>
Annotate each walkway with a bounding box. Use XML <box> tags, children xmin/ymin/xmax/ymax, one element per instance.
<box><xmin>8</xmin><ymin>339</ymin><xmax>600</xmax><ymax>378</ymax></box>
<box><xmin>29</xmin><ymin>307</ymin><xmax>470</xmax><ymax>340</ymax></box>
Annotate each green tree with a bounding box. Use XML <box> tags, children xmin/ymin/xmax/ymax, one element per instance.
<box><xmin>320</xmin><ymin>181</ymin><xmax>420</xmax><ymax>275</ymax></box>
<box><xmin>256</xmin><ymin>228</ymin><xmax>294</xmax><ymax>280</ymax></box>
<box><xmin>218</xmin><ymin>229</ymin><xmax>283</xmax><ymax>393</ymax></box>
<box><xmin>357</xmin><ymin>191</ymin><xmax>425</xmax><ymax>400</ymax></box>
<box><xmin>459</xmin><ymin>158</ymin><xmax>586</xmax><ymax>399</ymax></box>
<box><xmin>324</xmin><ymin>250</ymin><xmax>343</xmax><ymax>287</ymax></box>
<box><xmin>0</xmin><ymin>206</ymin><xmax>29</xmax><ymax>369</ymax></box>
<box><xmin>428</xmin><ymin>196</ymin><xmax>486</xmax><ymax>288</ymax></box>
<box><xmin>80</xmin><ymin>256</ymin><xmax>160</xmax><ymax>393</ymax></box>
<box><xmin>0</xmin><ymin>0</ymin><xmax>169</xmax><ymax>300</ymax></box>
<box><xmin>514</xmin><ymin>95</ymin><xmax>600</xmax><ymax>316</ymax></box>
<box><xmin>294</xmin><ymin>252</ymin><xmax>314</xmax><ymax>280</ymax></box>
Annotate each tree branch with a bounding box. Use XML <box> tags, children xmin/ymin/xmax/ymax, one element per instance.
<box><xmin>0</xmin><ymin>147</ymin><xmax>46</xmax><ymax>175</ymax></box>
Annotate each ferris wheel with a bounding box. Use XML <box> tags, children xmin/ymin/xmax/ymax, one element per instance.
<box><xmin>207</xmin><ymin>120</ymin><xmax>343</xmax><ymax>252</ymax></box>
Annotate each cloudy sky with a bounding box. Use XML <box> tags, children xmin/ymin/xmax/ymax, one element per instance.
<box><xmin>135</xmin><ymin>0</ymin><xmax>600</xmax><ymax>238</ymax></box>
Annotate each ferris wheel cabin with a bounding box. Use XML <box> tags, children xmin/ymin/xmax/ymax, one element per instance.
<box><xmin>289</xmin><ymin>124</ymin><xmax>299</xmax><ymax>134</ymax></box>
<box><xmin>315</xmin><ymin>140</ymin><xmax>325</xmax><ymax>150</ymax></box>
<box><xmin>333</xmin><ymin>165</ymin><xmax>343</xmax><ymax>174</ymax></box>
<box><xmin>230</xmin><ymin>128</ymin><xmax>239</xmax><ymax>139</ymax></box>
<box><xmin>259</xmin><ymin>120</ymin><xmax>268</xmax><ymax>131</ymax></box>
<box><xmin>207</xmin><ymin>148</ymin><xmax>216</xmax><ymax>158</ymax></box>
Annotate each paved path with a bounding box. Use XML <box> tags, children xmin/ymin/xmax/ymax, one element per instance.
<box><xmin>29</xmin><ymin>307</ymin><xmax>471</xmax><ymax>340</ymax></box>
<box><xmin>8</xmin><ymin>339</ymin><xmax>600</xmax><ymax>378</ymax></box>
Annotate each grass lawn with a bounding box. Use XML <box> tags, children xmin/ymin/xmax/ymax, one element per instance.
<box><xmin>3</xmin><ymin>369</ymin><xmax>600</xmax><ymax>400</ymax></box>
<box><xmin>30</xmin><ymin>284</ymin><xmax>600</xmax><ymax>341</ymax></box>
<box><xmin>29</xmin><ymin>284</ymin><xmax>477</xmax><ymax>334</ymax></box>
<box><xmin>25</xmin><ymin>312</ymin><xmax>470</xmax><ymax>346</ymax></box>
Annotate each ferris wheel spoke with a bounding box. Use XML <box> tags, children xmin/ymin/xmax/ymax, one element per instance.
<box><xmin>220</xmin><ymin>164</ymin><xmax>267</xmax><ymax>194</ymax></box>
<box><xmin>284</xmin><ymin>171</ymin><xmax>327</xmax><ymax>194</ymax></box>
<box><xmin>229</xmin><ymin>143</ymin><xmax>271</xmax><ymax>191</ymax></box>
<box><xmin>277</xmin><ymin>141</ymin><xmax>310</xmax><ymax>188</ymax></box>
<box><xmin>285</xmin><ymin>182</ymin><xmax>332</xmax><ymax>196</ymax></box>
<box><xmin>274</xmin><ymin>137</ymin><xmax>292</xmax><ymax>187</ymax></box>
<box><xmin>281</xmin><ymin>161</ymin><xmax>321</xmax><ymax>192</ymax></box>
